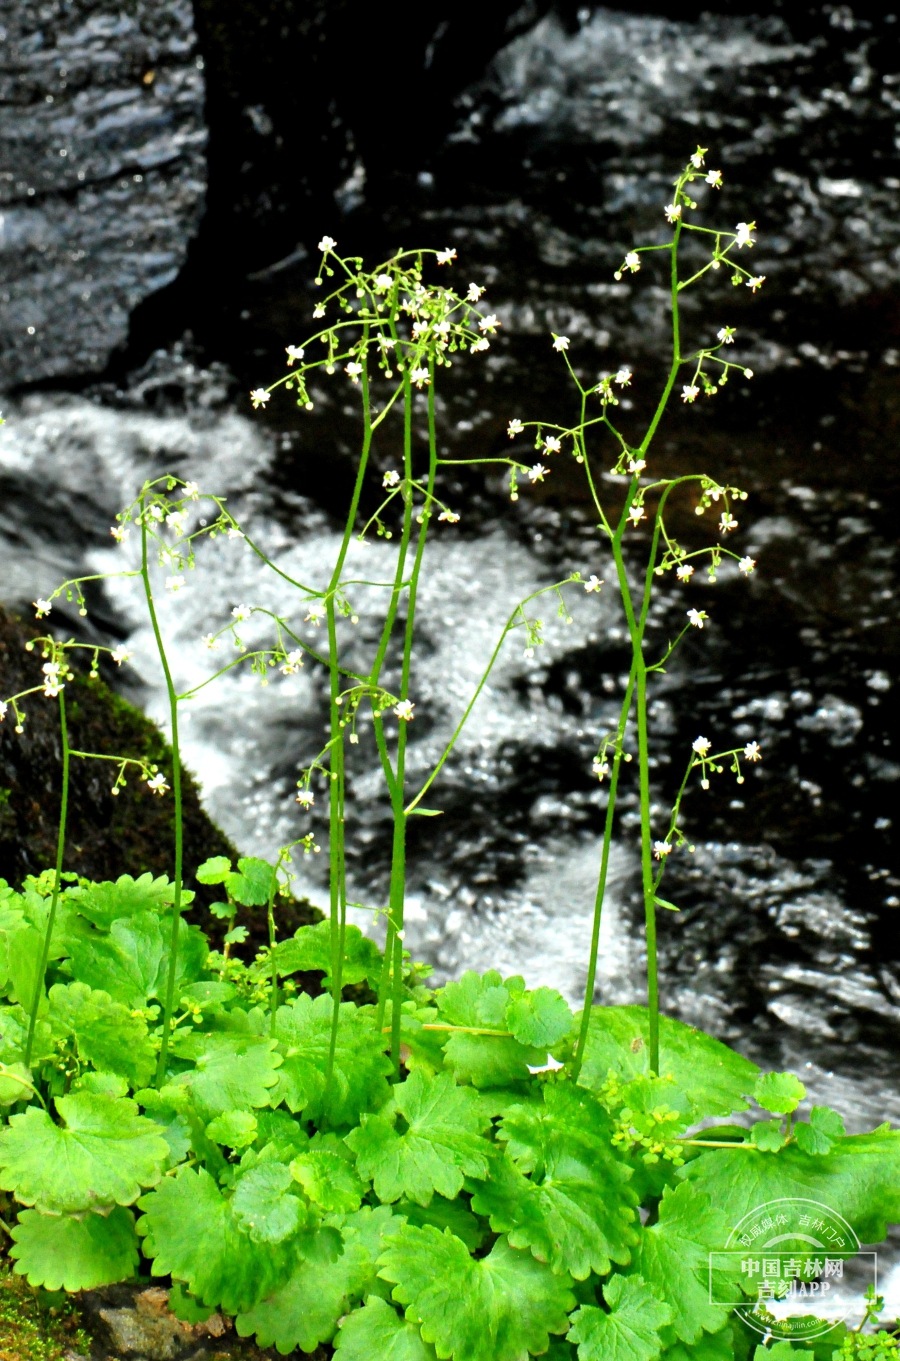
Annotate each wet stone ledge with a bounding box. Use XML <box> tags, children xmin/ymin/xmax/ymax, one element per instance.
<box><xmin>0</xmin><ymin>0</ymin><xmax>206</xmax><ymax>389</ymax></box>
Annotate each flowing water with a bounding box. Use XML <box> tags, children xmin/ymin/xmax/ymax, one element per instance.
<box><xmin>1</xmin><ymin>6</ymin><xmax>899</xmax><ymax>1163</ymax></box>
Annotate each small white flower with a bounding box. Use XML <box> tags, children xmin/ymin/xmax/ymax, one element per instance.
<box><xmin>435</xmin><ymin>320</ymin><xmax>451</xmax><ymax>338</ymax></box>
<box><xmin>479</xmin><ymin>314</ymin><xmax>499</xmax><ymax>333</ymax></box>
<box><xmin>615</xmin><ymin>367</ymin><xmax>632</xmax><ymax>386</ymax></box>
<box><xmin>746</xmin><ymin>273</ymin><xmax>765</xmax><ymax>289</ymax></box>
<box><xmin>507</xmin><ymin>418</ymin><xmax>524</xmax><ymax>438</ymax></box>
<box><xmin>412</xmin><ymin>321</ymin><xmax>429</xmax><ymax>338</ymax></box>
<box><xmin>313</xmin><ymin>304</ymin><xmax>325</xmax><ymax>318</ymax></box>
<box><xmin>743</xmin><ymin>741</ymin><xmax>762</xmax><ymax>762</ymax></box>
<box><xmin>166</xmin><ymin>511</ymin><xmax>186</xmax><ymax>537</ymax></box>
<box><xmin>690</xmin><ymin>146</ymin><xmax>707</xmax><ymax>168</ymax></box>
<box><xmin>687</xmin><ymin>608</ymin><xmax>707</xmax><ymax>628</ymax></box>
<box><xmin>717</xmin><ymin>327</ymin><xmax>735</xmax><ymax>344</ymax></box>
<box><xmin>552</xmin><ymin>335</ymin><xmax>570</xmax><ymax>352</ymax></box>
<box><xmin>543</xmin><ymin>435</ymin><xmax>562</xmax><ymax>453</ymax></box>
<box><xmin>383</xmin><ymin>470</ymin><xmax>400</xmax><ymax>488</ymax></box>
<box><xmin>438</xmin><ymin>509</ymin><xmax>460</xmax><ymax>523</ymax></box>
<box><xmin>375</xmin><ymin>273</ymin><xmax>393</xmax><ymax>291</ymax></box>
<box><xmin>318</xmin><ymin>235</ymin><xmax>336</xmax><ymax>252</ymax></box>
<box><xmin>250</xmin><ymin>388</ymin><xmax>270</xmax><ymax>409</ymax></box>
<box><xmin>592</xmin><ymin>758</ymin><xmax>610</xmax><ymax>780</ymax></box>
<box><xmin>305</xmin><ymin>602</ymin><xmax>326</xmax><ymax>625</ymax></box>
<box><xmin>706</xmin><ymin>169</ymin><xmax>722</xmax><ymax>187</ymax></box>
<box><xmin>147</xmin><ymin>772</ymin><xmax>170</xmax><ymax>795</ymax></box>
<box><xmin>528</xmin><ymin>463</ymin><xmax>549</xmax><ymax>484</ymax></box>
<box><xmin>409</xmin><ymin>366</ymin><xmax>431</xmax><ymax>387</ymax></box>
<box><xmin>436</xmin><ymin>247</ymin><xmax>457</xmax><ymax>265</ymax></box>
<box><xmin>345</xmin><ymin>361</ymin><xmax>363</xmax><ymax>383</ymax></box>
<box><xmin>281</xmin><ymin>649</ymin><xmax>304</xmax><ymax>675</ymax></box>
<box><xmin>0</xmin><ymin>701</ymin><xmax>7</xmax><ymax>721</ymax></box>
<box><xmin>285</xmin><ymin>344</ymin><xmax>305</xmax><ymax>365</ymax></box>
<box><xmin>110</xmin><ymin>524</ymin><xmax>129</xmax><ymax>542</ymax></box>
<box><xmin>349</xmin><ymin>732</ymin><xmax>359</xmax><ymax>744</ymax></box>
<box><xmin>227</xmin><ymin>526</ymin><xmax>245</xmax><ymax>540</ymax></box>
<box><xmin>627</xmin><ymin>458</ymin><xmax>646</xmax><ymax>474</ymax></box>
<box><xmin>202</xmin><ymin>633</ymin><xmax>219</xmax><ymax>649</ymax></box>
<box><xmin>111</xmin><ymin>645</ymin><xmax>132</xmax><ymax>666</ymax></box>
<box><xmin>231</xmin><ymin>604</ymin><xmax>251</xmax><ymax>621</ymax></box>
<box><xmin>653</xmin><ymin>840</ymin><xmax>672</xmax><ymax>859</ymax></box>
<box><xmin>466</xmin><ymin>282</ymin><xmax>484</xmax><ymax>301</ymax></box>
<box><xmin>682</xmin><ymin>384</ymin><xmax>699</xmax><ymax>403</ymax></box>
<box><xmin>628</xmin><ymin>504</ymin><xmax>645</xmax><ymax>526</ymax></box>
<box><xmin>394</xmin><ymin>699</ymin><xmax>415</xmax><ymax>721</ymax></box>
<box><xmin>676</xmin><ymin>563</ymin><xmax>694</xmax><ymax>581</ymax></box>
<box><xmin>296</xmin><ymin>789</ymin><xmax>314</xmax><ymax>807</ymax></box>
<box><xmin>584</xmin><ymin>575</ymin><xmax>604</xmax><ymax>593</ymax></box>
<box><xmin>624</xmin><ymin>251</ymin><xmax>640</xmax><ymax>271</ymax></box>
<box><xmin>734</xmin><ymin>221</ymin><xmax>755</xmax><ymax>248</ymax></box>
<box><xmin>692</xmin><ymin>736</ymin><xmax>711</xmax><ymax>756</ymax></box>
<box><xmin>33</xmin><ymin>598</ymin><xmax>52</xmax><ymax>618</ymax></box>
<box><xmin>738</xmin><ymin>556</ymin><xmax>756</xmax><ymax>575</ymax></box>
<box><xmin>378</xmin><ymin>335</ymin><xmax>396</xmax><ymax>349</ymax></box>
<box><xmin>165</xmin><ymin>575</ymin><xmax>185</xmax><ymax>593</ymax></box>
<box><xmin>471</xmin><ymin>337</ymin><xmax>489</xmax><ymax>352</ymax></box>
<box><xmin>719</xmin><ymin>511</ymin><xmax>738</xmax><ymax>533</ymax></box>
<box><xmin>664</xmin><ymin>203</ymin><xmax>682</xmax><ymax>223</ymax></box>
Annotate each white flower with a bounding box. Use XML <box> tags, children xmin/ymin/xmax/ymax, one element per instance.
<box><xmin>552</xmin><ymin>335</ymin><xmax>570</xmax><ymax>351</ymax></box>
<box><xmin>717</xmin><ymin>327</ymin><xmax>735</xmax><ymax>344</ymax></box>
<box><xmin>281</xmin><ymin>649</ymin><xmax>304</xmax><ymax>675</ymax></box>
<box><xmin>409</xmin><ymin>366</ymin><xmax>431</xmax><ymax>387</ymax></box>
<box><xmin>692</xmin><ymin>736</ymin><xmax>711</xmax><ymax>756</ymax></box>
<box><xmin>592</xmin><ymin>759</ymin><xmax>610</xmax><ymax>780</ymax></box>
<box><xmin>227</xmin><ymin>526</ymin><xmax>245</xmax><ymax>540</ymax></box>
<box><xmin>653</xmin><ymin>841</ymin><xmax>672</xmax><ymax>859</ymax></box>
<box><xmin>628</xmin><ymin>504</ymin><xmax>645</xmax><ymax>526</ymax></box>
<box><xmin>528</xmin><ymin>463</ymin><xmax>549</xmax><ymax>484</ymax></box>
<box><xmin>739</xmin><ymin>556</ymin><xmax>756</xmax><ymax>575</ymax></box>
<box><xmin>438</xmin><ymin>509</ymin><xmax>460</xmax><ymax>523</ymax></box>
<box><xmin>624</xmin><ymin>251</ymin><xmax>640</xmax><ymax>271</ymax></box>
<box><xmin>296</xmin><ymin>789</ymin><xmax>314</xmax><ymax>807</ymax></box>
<box><xmin>231</xmin><ymin>604</ymin><xmax>251</xmax><ymax>621</ymax></box>
<box><xmin>434</xmin><ymin>320</ymin><xmax>450</xmax><ymax>338</ymax></box>
<box><xmin>676</xmin><ymin>563</ymin><xmax>694</xmax><ymax>581</ymax></box>
<box><xmin>436</xmin><ymin>247</ymin><xmax>457</xmax><ymax>265</ymax></box>
<box><xmin>706</xmin><ymin>169</ymin><xmax>722</xmax><ymax>187</ymax></box>
<box><xmin>466</xmin><ymin>283</ymin><xmax>484</xmax><ymax>301</ymax></box>
<box><xmin>378</xmin><ymin>335</ymin><xmax>395</xmax><ymax>349</ymax></box>
<box><xmin>184</xmin><ymin>480</ymin><xmax>200</xmax><ymax>499</ymax></box>
<box><xmin>285</xmin><ymin>344</ymin><xmax>305</xmax><ymax>365</ymax></box>
<box><xmin>305</xmin><ymin>602</ymin><xmax>326</xmax><ymax>625</ymax></box>
<box><xmin>166</xmin><ymin>511</ymin><xmax>186</xmax><ymax>537</ymax></box>
<box><xmin>345</xmin><ymin>361</ymin><xmax>363</xmax><ymax>383</ymax></box>
<box><xmin>507</xmin><ymin>418</ymin><xmax>524</xmax><ymax>438</ymax></box>
<box><xmin>543</xmin><ymin>435</ymin><xmax>561</xmax><ymax>453</ymax></box>
<box><xmin>165</xmin><ymin>575</ymin><xmax>185</xmax><ymax>593</ymax></box>
<box><xmin>411</xmin><ymin>321</ymin><xmax>429</xmax><ymax>338</ymax></box>
<box><xmin>687</xmin><ymin>608</ymin><xmax>707</xmax><ymax>628</ymax></box>
<box><xmin>111</xmin><ymin>645</ymin><xmax>132</xmax><ymax>665</ymax></box>
<box><xmin>682</xmin><ymin>384</ymin><xmax>699</xmax><ymax>403</ymax></box>
<box><xmin>349</xmin><ymin>733</ymin><xmax>359</xmax><ymax>744</ymax></box>
<box><xmin>690</xmin><ymin>146</ymin><xmax>707</xmax><ymax>168</ymax></box>
<box><xmin>202</xmin><ymin>633</ymin><xmax>219</xmax><ymax>649</ymax></box>
<box><xmin>584</xmin><ymin>575</ymin><xmax>603</xmax><ymax>593</ymax></box>
<box><xmin>110</xmin><ymin>524</ymin><xmax>129</xmax><ymax>542</ymax></box>
<box><xmin>664</xmin><ymin>203</ymin><xmax>682</xmax><ymax>223</ymax></box>
<box><xmin>471</xmin><ymin>337</ymin><xmax>489</xmax><ymax>352</ymax></box>
<box><xmin>318</xmin><ymin>235</ymin><xmax>336</xmax><ymax>251</ymax></box>
<box><xmin>627</xmin><ymin>458</ymin><xmax>646</xmax><ymax>474</ymax></box>
<box><xmin>250</xmin><ymin>388</ymin><xmax>270</xmax><ymax>409</ymax></box>
<box><xmin>375</xmin><ymin>273</ymin><xmax>393</xmax><ymax>291</ymax></box>
<box><xmin>719</xmin><ymin>511</ymin><xmax>738</xmax><ymax>533</ymax></box>
<box><xmin>734</xmin><ymin>221</ymin><xmax>755</xmax><ymax>248</ymax></box>
<box><xmin>383</xmin><ymin>470</ymin><xmax>400</xmax><ymax>488</ymax></box>
<box><xmin>478</xmin><ymin>314</ymin><xmax>499</xmax><ymax>333</ymax></box>
<box><xmin>615</xmin><ymin>367</ymin><xmax>632</xmax><ymax>386</ymax></box>
<box><xmin>745</xmin><ymin>277</ymin><xmax>764</xmax><ymax>295</ymax></box>
<box><xmin>313</xmin><ymin>304</ymin><xmax>325</xmax><ymax>318</ymax></box>
<box><xmin>149</xmin><ymin>505</ymin><xmax>165</xmax><ymax>522</ymax></box>
<box><xmin>146</xmin><ymin>772</ymin><xmax>169</xmax><ymax>795</ymax></box>
<box><xmin>0</xmin><ymin>701</ymin><xmax>6</xmax><ymax>721</ymax></box>
<box><xmin>394</xmin><ymin>699</ymin><xmax>415</xmax><ymax>721</ymax></box>
<box><xmin>33</xmin><ymin>598</ymin><xmax>52</xmax><ymax>618</ymax></box>
<box><xmin>743</xmin><ymin>741</ymin><xmax>762</xmax><ymax>762</ymax></box>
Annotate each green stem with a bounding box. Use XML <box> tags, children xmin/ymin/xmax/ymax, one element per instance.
<box><xmin>24</xmin><ymin>688</ymin><xmax>69</xmax><ymax>1068</ymax></box>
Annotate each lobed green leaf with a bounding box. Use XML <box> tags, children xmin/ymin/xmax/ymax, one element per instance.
<box><xmin>9</xmin><ymin>1206</ymin><xmax>139</xmax><ymax>1291</ymax></box>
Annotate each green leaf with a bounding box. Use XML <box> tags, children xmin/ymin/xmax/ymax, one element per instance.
<box><xmin>335</xmin><ymin>1297</ymin><xmax>436</xmax><ymax>1361</ymax></box>
<box><xmin>655</xmin><ymin>898</ymin><xmax>681</xmax><ymax>913</ymax></box>
<box><xmin>661</xmin><ymin>1325</ymin><xmax>734</xmax><ymax>1361</ymax></box>
<box><xmin>168</xmin><ymin>1034</ymin><xmax>282</xmax><ymax>1117</ymax></box>
<box><xmin>0</xmin><ymin>1062</ymin><xmax>33</xmax><ymax>1105</ymax></box>
<box><xmin>66</xmin><ymin>873</ymin><xmax>179</xmax><ymax>928</ymax></box>
<box><xmin>137</xmin><ymin>1165</ymin><xmax>298</xmax><ymax>1313</ymax></box>
<box><xmin>408</xmin><ymin>808</ymin><xmax>444</xmax><ymax>817</ymax></box>
<box><xmin>470</xmin><ymin>1082</ymin><xmax>639</xmax><ymax>1279</ymax></box>
<box><xmin>232</xmin><ymin>1162</ymin><xmax>308</xmax><ymax>1243</ymax></box>
<box><xmin>574</xmin><ymin>1007</ymin><xmax>759</xmax><ymax>1123</ymax></box>
<box><xmin>4</xmin><ymin>924</ymin><xmax>45</xmax><ymax>1014</ymax></box>
<box><xmin>749</xmin><ymin>1121</ymin><xmax>786</xmax><ymax>1152</ymax></box>
<box><xmin>754</xmin><ymin>1345</ymin><xmax>798</xmax><ymax>1361</ymax></box>
<box><xmin>436</xmin><ymin>971</ymin><xmax>549</xmax><ymax>1087</ymax></box>
<box><xmin>267</xmin><ymin>919</ymin><xmax>383</xmax><ymax>989</ymax></box>
<box><xmin>754</xmin><ymin>1073</ymin><xmax>806</xmax><ymax>1115</ymax></box>
<box><xmin>206</xmin><ymin>1110</ymin><xmax>258</xmax><ymax>1149</ymax></box>
<box><xmin>152</xmin><ymin>916</ymin><xmax>209</xmax><ymax>997</ymax></box>
<box><xmin>64</xmin><ymin>911</ymin><xmax>163</xmax><ymax>1007</ymax></box>
<box><xmin>9</xmin><ymin>1206</ymin><xmax>139</xmax><ymax>1291</ymax></box>
<box><xmin>681</xmin><ymin>1125</ymin><xmax>900</xmax><ymax>1244</ymax></box>
<box><xmin>568</xmin><ymin>1274</ymin><xmax>672</xmax><ymax>1361</ymax></box>
<box><xmin>291</xmin><ymin>1148</ymin><xmax>365</xmax><ymax>1213</ymax></box>
<box><xmin>180</xmin><ymin>980</ymin><xmax>237</xmax><ymax>1010</ymax></box>
<box><xmin>271</xmin><ymin>993</ymin><xmax>393</xmax><ymax>1126</ymax></box>
<box><xmin>398</xmin><ymin>1194</ymin><xmax>487</xmax><ymax>1251</ymax></box>
<box><xmin>227</xmin><ymin>857</ymin><xmax>276</xmax><ymax>907</ymax></box>
<box><xmin>506</xmin><ymin>986</ymin><xmax>573</xmax><ymax>1048</ymax></box>
<box><xmin>196</xmin><ymin>857</ymin><xmax>232</xmax><ymax>885</ymax></box>
<box><xmin>346</xmin><ymin>1069</ymin><xmax>492</xmax><ymax>1206</ymax></box>
<box><xmin>168</xmin><ymin>1282</ymin><xmax>217</xmax><ymax>1324</ymax></box>
<box><xmin>379</xmin><ymin>1225</ymin><xmax>575</xmax><ymax>1361</ymax></box>
<box><xmin>0</xmin><ymin>1092</ymin><xmax>170</xmax><ymax>1214</ymax></box>
<box><xmin>793</xmin><ymin>1107</ymin><xmax>846</xmax><ymax>1156</ymax></box>
<box><xmin>626</xmin><ymin>1181</ymin><xmax>733</xmax><ymax>1344</ymax></box>
<box><xmin>236</xmin><ymin>1204</ymin><xmax>400</xmax><ymax>1354</ymax></box>
<box><xmin>49</xmin><ymin>981</ymin><xmax>156</xmax><ymax>1089</ymax></box>
<box><xmin>74</xmin><ymin>1071</ymin><xmax>128</xmax><ymax>1097</ymax></box>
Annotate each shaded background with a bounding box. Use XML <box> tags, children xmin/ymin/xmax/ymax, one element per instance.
<box><xmin>1</xmin><ymin>0</ymin><xmax>899</xmax><ymax>1125</ymax></box>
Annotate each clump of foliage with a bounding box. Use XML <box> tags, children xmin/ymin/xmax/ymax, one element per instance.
<box><xmin>0</xmin><ymin>152</ymin><xmax>898</xmax><ymax>1360</ymax></box>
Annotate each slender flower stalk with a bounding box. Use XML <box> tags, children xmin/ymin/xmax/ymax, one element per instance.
<box><xmin>24</xmin><ymin>689</ymin><xmax>69</xmax><ymax>1067</ymax></box>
